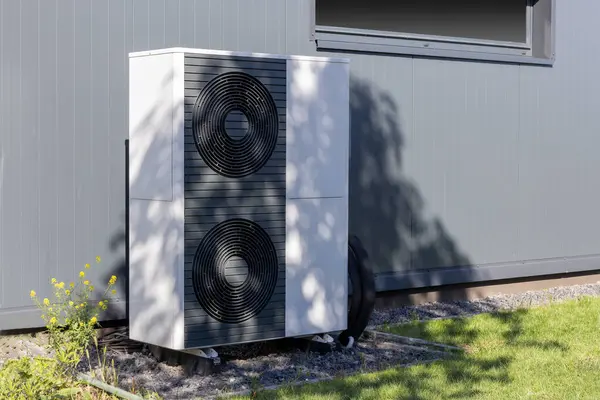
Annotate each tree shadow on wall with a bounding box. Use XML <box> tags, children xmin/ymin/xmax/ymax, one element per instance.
<box><xmin>348</xmin><ymin>75</ymin><xmax>471</xmax><ymax>291</ymax></box>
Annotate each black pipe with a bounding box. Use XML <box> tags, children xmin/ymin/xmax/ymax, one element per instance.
<box><xmin>338</xmin><ymin>235</ymin><xmax>376</xmax><ymax>347</ymax></box>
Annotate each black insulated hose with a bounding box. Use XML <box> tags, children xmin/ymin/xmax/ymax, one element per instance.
<box><xmin>338</xmin><ymin>234</ymin><xmax>376</xmax><ymax>347</ymax></box>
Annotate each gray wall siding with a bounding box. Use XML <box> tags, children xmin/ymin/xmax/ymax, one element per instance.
<box><xmin>1</xmin><ymin>0</ymin><xmax>599</xmax><ymax>329</ymax></box>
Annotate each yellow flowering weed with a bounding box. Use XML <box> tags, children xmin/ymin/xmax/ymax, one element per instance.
<box><xmin>28</xmin><ymin>254</ymin><xmax>119</xmax><ymax>371</ymax></box>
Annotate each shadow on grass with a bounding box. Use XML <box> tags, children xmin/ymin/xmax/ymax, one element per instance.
<box><xmin>249</xmin><ymin>354</ymin><xmax>512</xmax><ymax>400</ymax></box>
<box><xmin>247</xmin><ymin>305</ymin><xmax>572</xmax><ymax>400</ymax></box>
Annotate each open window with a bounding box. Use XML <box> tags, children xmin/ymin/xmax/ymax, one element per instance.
<box><xmin>312</xmin><ymin>0</ymin><xmax>555</xmax><ymax>65</ymax></box>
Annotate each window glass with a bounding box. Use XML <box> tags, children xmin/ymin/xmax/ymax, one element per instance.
<box><xmin>316</xmin><ymin>0</ymin><xmax>527</xmax><ymax>43</ymax></box>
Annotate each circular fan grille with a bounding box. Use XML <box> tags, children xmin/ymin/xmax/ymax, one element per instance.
<box><xmin>191</xmin><ymin>218</ymin><xmax>279</xmax><ymax>324</ymax></box>
<box><xmin>191</xmin><ymin>71</ymin><xmax>280</xmax><ymax>178</ymax></box>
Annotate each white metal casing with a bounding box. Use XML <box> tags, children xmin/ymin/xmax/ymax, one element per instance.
<box><xmin>128</xmin><ymin>47</ymin><xmax>350</xmax><ymax>349</ymax></box>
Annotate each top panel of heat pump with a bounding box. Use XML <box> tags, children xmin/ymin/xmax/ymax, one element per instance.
<box><xmin>128</xmin><ymin>48</ymin><xmax>350</xmax><ymax>351</ymax></box>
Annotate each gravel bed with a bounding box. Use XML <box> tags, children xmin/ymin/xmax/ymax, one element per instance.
<box><xmin>97</xmin><ymin>334</ymin><xmax>443</xmax><ymax>399</ymax></box>
<box><xmin>0</xmin><ymin>333</ymin><xmax>49</xmax><ymax>367</ymax></box>
<box><xmin>369</xmin><ymin>282</ymin><xmax>600</xmax><ymax>327</ymax></box>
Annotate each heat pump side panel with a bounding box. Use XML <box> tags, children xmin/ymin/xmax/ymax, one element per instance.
<box><xmin>182</xmin><ymin>53</ymin><xmax>287</xmax><ymax>349</ymax></box>
<box><xmin>285</xmin><ymin>58</ymin><xmax>350</xmax><ymax>338</ymax></box>
<box><xmin>285</xmin><ymin>57</ymin><xmax>350</xmax><ymax>200</ymax></box>
<box><xmin>128</xmin><ymin>52</ymin><xmax>186</xmax><ymax>350</ymax></box>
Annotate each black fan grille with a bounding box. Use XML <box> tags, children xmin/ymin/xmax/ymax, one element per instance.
<box><xmin>191</xmin><ymin>71</ymin><xmax>280</xmax><ymax>178</ymax></box>
<box><xmin>191</xmin><ymin>218</ymin><xmax>280</xmax><ymax>324</ymax></box>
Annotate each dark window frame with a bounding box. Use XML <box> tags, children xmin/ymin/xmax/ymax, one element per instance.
<box><xmin>310</xmin><ymin>0</ymin><xmax>555</xmax><ymax>66</ymax></box>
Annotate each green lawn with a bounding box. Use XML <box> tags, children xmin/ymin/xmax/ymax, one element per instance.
<box><xmin>234</xmin><ymin>296</ymin><xmax>600</xmax><ymax>400</ymax></box>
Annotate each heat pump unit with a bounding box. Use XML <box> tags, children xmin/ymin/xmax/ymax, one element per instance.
<box><xmin>128</xmin><ymin>47</ymin><xmax>350</xmax><ymax>351</ymax></box>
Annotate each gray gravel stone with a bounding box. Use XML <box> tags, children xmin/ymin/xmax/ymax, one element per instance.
<box><xmin>369</xmin><ymin>282</ymin><xmax>600</xmax><ymax>326</ymax></box>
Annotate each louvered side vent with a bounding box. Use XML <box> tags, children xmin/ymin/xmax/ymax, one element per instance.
<box><xmin>183</xmin><ymin>54</ymin><xmax>286</xmax><ymax>348</ymax></box>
